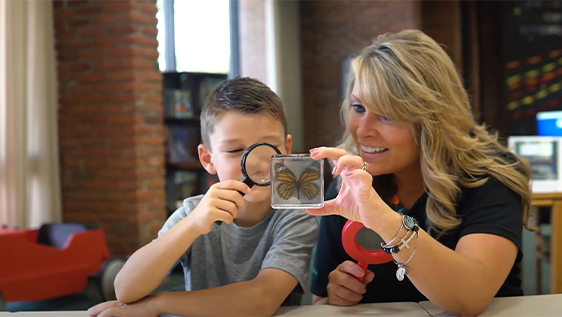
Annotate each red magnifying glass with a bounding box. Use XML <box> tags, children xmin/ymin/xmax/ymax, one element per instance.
<box><xmin>341</xmin><ymin>220</ymin><xmax>393</xmax><ymax>282</ymax></box>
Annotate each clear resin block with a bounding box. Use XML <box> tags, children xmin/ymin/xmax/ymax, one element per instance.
<box><xmin>270</xmin><ymin>154</ymin><xmax>324</xmax><ymax>209</ymax></box>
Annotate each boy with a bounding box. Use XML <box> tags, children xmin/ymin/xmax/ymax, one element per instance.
<box><xmin>89</xmin><ymin>77</ymin><xmax>318</xmax><ymax>317</ymax></box>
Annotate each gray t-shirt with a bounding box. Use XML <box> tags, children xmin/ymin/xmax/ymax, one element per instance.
<box><xmin>158</xmin><ymin>195</ymin><xmax>319</xmax><ymax>305</ymax></box>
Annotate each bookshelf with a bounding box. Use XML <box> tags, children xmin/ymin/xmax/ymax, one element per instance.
<box><xmin>162</xmin><ymin>72</ymin><xmax>227</xmax><ymax>214</ymax></box>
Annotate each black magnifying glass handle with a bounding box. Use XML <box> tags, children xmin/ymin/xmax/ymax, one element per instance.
<box><xmin>215</xmin><ymin>176</ymin><xmax>255</xmax><ymax>226</ymax></box>
<box><xmin>238</xmin><ymin>176</ymin><xmax>255</xmax><ymax>196</ymax></box>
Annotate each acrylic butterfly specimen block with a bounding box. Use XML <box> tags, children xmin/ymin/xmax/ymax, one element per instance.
<box><xmin>270</xmin><ymin>154</ymin><xmax>324</xmax><ymax>209</ymax></box>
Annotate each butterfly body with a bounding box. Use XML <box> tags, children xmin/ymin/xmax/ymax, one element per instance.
<box><xmin>274</xmin><ymin>162</ymin><xmax>321</xmax><ymax>200</ymax></box>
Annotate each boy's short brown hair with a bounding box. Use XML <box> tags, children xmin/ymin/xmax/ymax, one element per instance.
<box><xmin>201</xmin><ymin>77</ymin><xmax>288</xmax><ymax>148</ymax></box>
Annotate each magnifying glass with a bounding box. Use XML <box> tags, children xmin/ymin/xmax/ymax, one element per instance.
<box><xmin>216</xmin><ymin>142</ymin><xmax>281</xmax><ymax>226</ymax></box>
<box><xmin>341</xmin><ymin>220</ymin><xmax>393</xmax><ymax>282</ymax></box>
<box><xmin>240</xmin><ymin>142</ymin><xmax>281</xmax><ymax>189</ymax></box>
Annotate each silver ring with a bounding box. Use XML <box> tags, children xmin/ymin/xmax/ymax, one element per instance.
<box><xmin>361</xmin><ymin>161</ymin><xmax>369</xmax><ymax>171</ymax></box>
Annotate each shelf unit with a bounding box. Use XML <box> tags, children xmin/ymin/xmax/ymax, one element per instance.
<box><xmin>162</xmin><ymin>72</ymin><xmax>227</xmax><ymax>214</ymax></box>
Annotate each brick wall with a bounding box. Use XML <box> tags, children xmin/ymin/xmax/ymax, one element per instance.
<box><xmin>54</xmin><ymin>0</ymin><xmax>165</xmax><ymax>256</ymax></box>
<box><xmin>300</xmin><ymin>1</ymin><xmax>422</xmax><ymax>149</ymax></box>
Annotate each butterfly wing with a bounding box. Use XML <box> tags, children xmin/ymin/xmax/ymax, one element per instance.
<box><xmin>299</xmin><ymin>182</ymin><xmax>320</xmax><ymax>200</ymax></box>
<box><xmin>274</xmin><ymin>163</ymin><xmax>296</xmax><ymax>182</ymax></box>
<box><xmin>277</xmin><ymin>182</ymin><xmax>297</xmax><ymax>200</ymax></box>
<box><xmin>298</xmin><ymin>161</ymin><xmax>321</xmax><ymax>183</ymax></box>
<box><xmin>274</xmin><ymin>163</ymin><xmax>297</xmax><ymax>200</ymax></box>
<box><xmin>298</xmin><ymin>161</ymin><xmax>321</xmax><ymax>200</ymax></box>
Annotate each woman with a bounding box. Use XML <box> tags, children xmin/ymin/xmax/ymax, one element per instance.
<box><xmin>306</xmin><ymin>30</ymin><xmax>532</xmax><ymax>317</ymax></box>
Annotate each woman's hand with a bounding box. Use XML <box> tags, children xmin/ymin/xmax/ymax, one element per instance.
<box><xmin>306</xmin><ymin>147</ymin><xmax>393</xmax><ymax>232</ymax></box>
<box><xmin>327</xmin><ymin>261</ymin><xmax>375</xmax><ymax>306</ymax></box>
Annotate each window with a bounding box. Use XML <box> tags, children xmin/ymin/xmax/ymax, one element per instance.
<box><xmin>157</xmin><ymin>0</ymin><xmax>233</xmax><ymax>74</ymax></box>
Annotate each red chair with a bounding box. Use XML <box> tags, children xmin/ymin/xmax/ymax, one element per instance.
<box><xmin>0</xmin><ymin>224</ymin><xmax>125</xmax><ymax>310</ymax></box>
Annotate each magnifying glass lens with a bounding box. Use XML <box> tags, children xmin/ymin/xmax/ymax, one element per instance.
<box><xmin>244</xmin><ymin>145</ymin><xmax>277</xmax><ymax>185</ymax></box>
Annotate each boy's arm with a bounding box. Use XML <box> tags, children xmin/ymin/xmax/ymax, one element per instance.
<box><xmin>114</xmin><ymin>181</ymin><xmax>249</xmax><ymax>304</ymax></box>
<box><xmin>150</xmin><ymin>269</ymin><xmax>297</xmax><ymax>317</ymax></box>
<box><xmin>92</xmin><ymin>210</ymin><xmax>318</xmax><ymax>316</ymax></box>
<box><xmin>149</xmin><ymin>211</ymin><xmax>318</xmax><ymax>316</ymax></box>
<box><xmin>113</xmin><ymin>213</ymin><xmax>200</xmax><ymax>304</ymax></box>
<box><xmin>89</xmin><ymin>269</ymin><xmax>297</xmax><ymax>317</ymax></box>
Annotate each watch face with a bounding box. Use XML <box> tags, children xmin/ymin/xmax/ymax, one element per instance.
<box><xmin>403</xmin><ymin>216</ymin><xmax>415</xmax><ymax>229</ymax></box>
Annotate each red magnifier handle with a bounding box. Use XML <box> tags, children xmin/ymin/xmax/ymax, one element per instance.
<box><xmin>341</xmin><ymin>220</ymin><xmax>393</xmax><ymax>282</ymax></box>
<box><xmin>356</xmin><ymin>261</ymin><xmax>368</xmax><ymax>283</ymax></box>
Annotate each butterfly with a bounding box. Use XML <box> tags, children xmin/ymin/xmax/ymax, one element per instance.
<box><xmin>274</xmin><ymin>161</ymin><xmax>321</xmax><ymax>200</ymax></box>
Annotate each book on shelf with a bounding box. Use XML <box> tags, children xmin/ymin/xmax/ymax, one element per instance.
<box><xmin>167</xmin><ymin>125</ymin><xmax>200</xmax><ymax>164</ymax></box>
<box><xmin>163</xmin><ymin>88</ymin><xmax>195</xmax><ymax>119</ymax></box>
<box><xmin>199</xmin><ymin>77</ymin><xmax>225</xmax><ymax>110</ymax></box>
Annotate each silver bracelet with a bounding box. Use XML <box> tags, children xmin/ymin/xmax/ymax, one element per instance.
<box><xmin>398</xmin><ymin>229</ymin><xmax>417</xmax><ymax>250</ymax></box>
<box><xmin>393</xmin><ymin>229</ymin><xmax>420</xmax><ymax>282</ymax></box>
<box><xmin>381</xmin><ymin>221</ymin><xmax>404</xmax><ymax>248</ymax></box>
<box><xmin>382</xmin><ymin>214</ymin><xmax>419</xmax><ymax>254</ymax></box>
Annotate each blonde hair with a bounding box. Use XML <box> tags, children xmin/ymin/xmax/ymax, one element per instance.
<box><xmin>340</xmin><ymin>30</ymin><xmax>533</xmax><ymax>234</ymax></box>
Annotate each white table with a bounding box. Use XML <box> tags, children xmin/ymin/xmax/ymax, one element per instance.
<box><xmin>1</xmin><ymin>305</ymin><xmax>429</xmax><ymax>317</ymax></box>
<box><xmin>2</xmin><ymin>294</ymin><xmax>562</xmax><ymax>316</ymax></box>
<box><xmin>0</xmin><ymin>312</ymin><xmax>87</xmax><ymax>316</ymax></box>
<box><xmin>275</xmin><ymin>301</ymin><xmax>428</xmax><ymax>316</ymax></box>
<box><xmin>419</xmin><ymin>294</ymin><xmax>562</xmax><ymax>316</ymax></box>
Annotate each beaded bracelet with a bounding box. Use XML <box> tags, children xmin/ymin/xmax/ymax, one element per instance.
<box><xmin>382</xmin><ymin>228</ymin><xmax>411</xmax><ymax>254</ymax></box>
<box><xmin>381</xmin><ymin>215</ymin><xmax>418</xmax><ymax>254</ymax></box>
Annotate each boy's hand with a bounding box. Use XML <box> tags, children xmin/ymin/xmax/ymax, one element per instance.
<box><xmin>188</xmin><ymin>180</ymin><xmax>250</xmax><ymax>235</ymax></box>
<box><xmin>88</xmin><ymin>298</ymin><xmax>158</xmax><ymax>317</ymax></box>
<box><xmin>327</xmin><ymin>261</ymin><xmax>374</xmax><ymax>306</ymax></box>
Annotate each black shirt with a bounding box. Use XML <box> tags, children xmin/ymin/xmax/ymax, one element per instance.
<box><xmin>310</xmin><ymin>176</ymin><xmax>524</xmax><ymax>303</ymax></box>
